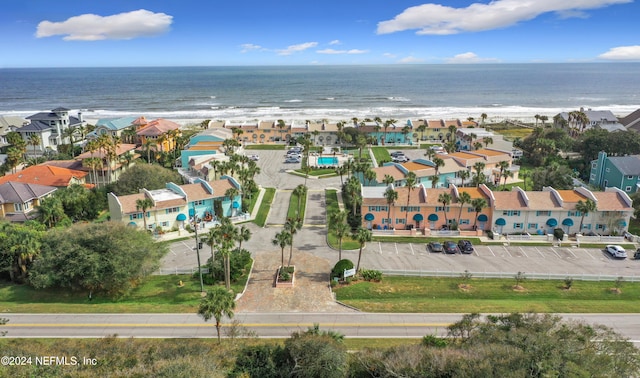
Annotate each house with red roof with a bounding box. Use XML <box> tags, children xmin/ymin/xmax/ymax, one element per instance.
<box><xmin>0</xmin><ymin>164</ymin><xmax>89</xmax><ymax>188</ymax></box>
<box><xmin>136</xmin><ymin>118</ymin><xmax>181</xmax><ymax>152</ymax></box>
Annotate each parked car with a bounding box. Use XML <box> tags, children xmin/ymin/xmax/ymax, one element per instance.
<box><xmin>248</xmin><ymin>154</ymin><xmax>259</xmax><ymax>161</ymax></box>
<box><xmin>605</xmin><ymin>245</ymin><xmax>627</xmax><ymax>259</ymax></box>
<box><xmin>427</xmin><ymin>242</ymin><xmax>444</xmax><ymax>253</ymax></box>
<box><xmin>289</xmin><ymin>147</ymin><xmax>303</xmax><ymax>153</ymax></box>
<box><xmin>392</xmin><ymin>156</ymin><xmax>410</xmax><ymax>163</ymax></box>
<box><xmin>286</xmin><ymin>153</ymin><xmax>302</xmax><ymax>159</ymax></box>
<box><xmin>443</xmin><ymin>241</ymin><xmax>460</xmax><ymax>254</ymax></box>
<box><xmin>457</xmin><ymin>240</ymin><xmax>474</xmax><ymax>254</ymax></box>
<box><xmin>390</xmin><ymin>151</ymin><xmax>405</xmax><ymax>157</ymax></box>
<box><xmin>633</xmin><ymin>249</ymin><xmax>640</xmax><ymax>260</ymax></box>
<box><xmin>284</xmin><ymin>157</ymin><xmax>301</xmax><ymax>163</ymax></box>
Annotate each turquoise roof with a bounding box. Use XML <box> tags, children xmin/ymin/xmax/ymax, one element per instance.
<box><xmin>96</xmin><ymin>116</ymin><xmax>137</xmax><ymax>131</ymax></box>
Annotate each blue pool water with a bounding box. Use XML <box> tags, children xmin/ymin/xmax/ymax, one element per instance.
<box><xmin>317</xmin><ymin>157</ymin><xmax>338</xmax><ymax>165</ymax></box>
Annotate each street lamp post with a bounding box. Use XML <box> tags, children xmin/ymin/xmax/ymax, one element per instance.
<box><xmin>192</xmin><ymin>204</ymin><xmax>204</xmax><ymax>293</ymax></box>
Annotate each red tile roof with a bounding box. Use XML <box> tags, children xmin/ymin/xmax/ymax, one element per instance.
<box><xmin>0</xmin><ymin>165</ymin><xmax>87</xmax><ymax>187</ymax></box>
<box><xmin>136</xmin><ymin>119</ymin><xmax>180</xmax><ymax>137</ymax></box>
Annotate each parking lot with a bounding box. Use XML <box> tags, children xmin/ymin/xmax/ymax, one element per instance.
<box><xmin>361</xmin><ymin>242</ymin><xmax>640</xmax><ymax>277</ymax></box>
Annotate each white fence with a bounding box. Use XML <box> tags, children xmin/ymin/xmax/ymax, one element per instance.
<box><xmin>154</xmin><ymin>267</ymin><xmax>210</xmax><ymax>275</ymax></box>
<box><xmin>577</xmin><ymin>235</ymin><xmax>625</xmax><ymax>243</ymax></box>
<box><xmin>430</xmin><ymin>230</ymin><xmax>461</xmax><ymax>237</ymax></box>
<box><xmin>380</xmin><ymin>269</ymin><xmax>639</xmax><ymax>282</ymax></box>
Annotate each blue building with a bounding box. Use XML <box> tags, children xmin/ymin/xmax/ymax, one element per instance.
<box><xmin>590</xmin><ymin>151</ymin><xmax>640</xmax><ymax>194</ymax></box>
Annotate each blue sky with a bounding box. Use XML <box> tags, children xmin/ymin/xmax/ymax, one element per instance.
<box><xmin>1</xmin><ymin>0</ymin><xmax>639</xmax><ymax>67</ymax></box>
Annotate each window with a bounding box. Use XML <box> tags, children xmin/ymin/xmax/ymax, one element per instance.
<box><xmin>596</xmin><ymin>224</ymin><xmax>605</xmax><ymax>230</ymax></box>
<box><xmin>536</xmin><ymin>211</ymin><xmax>551</xmax><ymax>216</ymax></box>
<box><xmin>605</xmin><ymin>168</ymin><xmax>610</xmax><ymax>173</ymax></box>
<box><xmin>193</xmin><ymin>200</ymin><xmax>205</xmax><ymax>206</ymax></box>
<box><xmin>13</xmin><ymin>203</ymin><xmax>23</xmax><ymax>212</ymax></box>
<box><xmin>400</xmin><ymin>206</ymin><xmax>420</xmax><ymax>212</ymax></box>
<box><xmin>468</xmin><ymin>207</ymin><xmax>475</xmax><ymax>212</ymax></box>
<box><xmin>626</xmin><ymin>186</ymin><xmax>632</xmax><ymax>192</ymax></box>
<box><xmin>368</xmin><ymin>206</ymin><xmax>388</xmax><ymax>212</ymax></box>
<box><xmin>628</xmin><ymin>175</ymin><xmax>634</xmax><ymax>180</ymax></box>
<box><xmin>396</xmin><ymin>218</ymin><xmax>405</xmax><ymax>224</ymax></box>
<box><xmin>514</xmin><ymin>223</ymin><xmax>523</xmax><ymax>229</ymax></box>
<box><xmin>582</xmin><ymin>224</ymin><xmax>591</xmax><ymax>230</ymax></box>
<box><xmin>502</xmin><ymin>210</ymin><xmax>520</xmax><ymax>216</ymax></box>
<box><xmin>590</xmin><ymin>174</ymin><xmax>595</xmax><ymax>180</ymax></box>
<box><xmin>130</xmin><ymin>212</ymin><xmax>144</xmax><ymax>220</ymax></box>
<box><xmin>162</xmin><ymin>221</ymin><xmax>169</xmax><ymax>227</ymax></box>
<box><xmin>166</xmin><ymin>207</ymin><xmax>180</xmax><ymax>214</ymax></box>
<box><xmin>527</xmin><ymin>223</ymin><xmax>538</xmax><ymax>229</ymax></box>
<box><xmin>591</xmin><ymin>162</ymin><xmax>597</xmax><ymax>169</ymax></box>
<box><xmin>459</xmin><ymin>219</ymin><xmax>470</xmax><ymax>225</ymax></box>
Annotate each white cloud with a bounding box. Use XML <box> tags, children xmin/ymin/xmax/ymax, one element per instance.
<box><xmin>398</xmin><ymin>56</ymin><xmax>424</xmax><ymax>63</ymax></box>
<box><xmin>383</xmin><ymin>53</ymin><xmax>397</xmax><ymax>58</ymax></box>
<box><xmin>329</xmin><ymin>40</ymin><xmax>341</xmax><ymax>45</ymax></box>
<box><xmin>240</xmin><ymin>43</ymin><xmax>263</xmax><ymax>53</ymax></box>
<box><xmin>317</xmin><ymin>48</ymin><xmax>368</xmax><ymax>55</ymax></box>
<box><xmin>377</xmin><ymin>0</ymin><xmax>630</xmax><ymax>35</ymax></box>
<box><xmin>598</xmin><ymin>45</ymin><xmax>640</xmax><ymax>60</ymax></box>
<box><xmin>36</xmin><ymin>9</ymin><xmax>172</xmax><ymax>41</ymax></box>
<box><xmin>277</xmin><ymin>42</ymin><xmax>318</xmax><ymax>55</ymax></box>
<box><xmin>445</xmin><ymin>52</ymin><xmax>500</xmax><ymax>63</ymax></box>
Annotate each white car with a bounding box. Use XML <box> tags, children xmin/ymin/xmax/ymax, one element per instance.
<box><xmin>392</xmin><ymin>156</ymin><xmax>410</xmax><ymax>163</ymax></box>
<box><xmin>248</xmin><ymin>154</ymin><xmax>259</xmax><ymax>161</ymax></box>
<box><xmin>605</xmin><ymin>245</ymin><xmax>627</xmax><ymax>259</ymax></box>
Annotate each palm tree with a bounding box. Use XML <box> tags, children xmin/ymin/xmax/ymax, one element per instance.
<box><xmin>346</xmin><ymin>177</ymin><xmax>361</xmax><ymax>217</ymax></box>
<box><xmin>416</xmin><ymin>123</ymin><xmax>427</xmax><ymax>141</ymax></box>
<box><xmin>471</xmin><ymin>197</ymin><xmax>488</xmax><ymax>230</ymax></box>
<box><xmin>473</xmin><ymin>141</ymin><xmax>483</xmax><ymax>151</ymax></box>
<box><xmin>202</xmin><ymin>227</ymin><xmax>219</xmax><ymax>281</ymax></box>
<box><xmin>539</xmin><ymin>115</ymin><xmax>549</xmax><ymax>127</ymax></box>
<box><xmin>473</xmin><ymin>162</ymin><xmax>486</xmax><ymax>187</ymax></box>
<box><xmin>520</xmin><ymin>170</ymin><xmax>530</xmax><ymax>190</ymax></box>
<box><xmin>143</xmin><ymin>138</ymin><xmax>155</xmax><ymax>164</ymax></box>
<box><xmin>482</xmin><ymin>136</ymin><xmax>493</xmax><ymax>148</ymax></box>
<box><xmin>432</xmin><ymin>157</ymin><xmax>445</xmax><ymax>176</ymax></box>
<box><xmin>292</xmin><ymin>184</ymin><xmax>307</xmax><ymax>217</ymax></box>
<box><xmin>335</xmin><ymin>165</ymin><xmax>347</xmax><ymax>186</ymax></box>
<box><xmin>403</xmin><ymin>172</ymin><xmax>417</xmax><ymax>226</ymax></box>
<box><xmin>331</xmin><ymin>210</ymin><xmax>351</xmax><ymax>260</ymax></box>
<box><xmin>438</xmin><ymin>192</ymin><xmax>452</xmax><ymax>227</ymax></box>
<box><xmin>352</xmin><ymin>227</ymin><xmax>372</xmax><ymax>272</ymax></box>
<box><xmin>284</xmin><ymin>217</ymin><xmax>303</xmax><ymax>267</ymax></box>
<box><xmin>272</xmin><ymin>230</ymin><xmax>292</xmax><ymax>268</ymax></box>
<box><xmin>447</xmin><ymin>124</ymin><xmax>457</xmax><ymax>142</ymax></box>
<box><xmin>35</xmin><ymin>196</ymin><xmax>65</xmax><ymax>228</ymax></box>
<box><xmin>384</xmin><ymin>187</ymin><xmax>398</xmax><ymax>228</ymax></box>
<box><xmin>383</xmin><ymin>174</ymin><xmax>395</xmax><ymax>186</ymax></box>
<box><xmin>457</xmin><ymin>191</ymin><xmax>472</xmax><ymax>228</ymax></box>
<box><xmin>27</xmin><ymin>134</ymin><xmax>40</xmax><ymax>160</ymax></box>
<box><xmin>534</xmin><ymin>114</ymin><xmax>541</xmax><ymax>127</ymax></box>
<box><xmin>225</xmin><ymin>187</ymin><xmax>240</xmax><ymax>217</ymax></box>
<box><xmin>216</xmin><ymin>218</ymin><xmax>238</xmax><ymax>290</ymax></box>
<box><xmin>197</xmin><ymin>286</ymin><xmax>235</xmax><ymax>343</ymax></box>
<box><xmin>236</xmin><ymin>225</ymin><xmax>251</xmax><ymax>252</ymax></box>
<box><xmin>276</xmin><ymin>119</ymin><xmax>286</xmax><ymax>142</ymax></box>
<box><xmin>364</xmin><ymin>169</ymin><xmax>377</xmax><ymax>186</ymax></box>
<box><xmin>497</xmin><ymin>161</ymin><xmax>510</xmax><ymax>187</ymax></box>
<box><xmin>480</xmin><ymin>113</ymin><xmax>488</xmax><ymax>125</ymax></box>
<box><xmin>430</xmin><ymin>174</ymin><xmax>440</xmax><ymax>189</ymax></box>
<box><xmin>135</xmin><ymin>197</ymin><xmax>154</xmax><ymax>231</ymax></box>
<box><xmin>501</xmin><ymin>169</ymin><xmax>514</xmax><ymax>189</ymax></box>
<box><xmin>576</xmin><ymin>199</ymin><xmax>597</xmax><ymax>234</ymax></box>
<box><xmin>458</xmin><ymin>169</ymin><xmax>470</xmax><ymax>188</ymax></box>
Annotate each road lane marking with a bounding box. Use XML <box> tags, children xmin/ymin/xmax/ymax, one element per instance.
<box><xmin>7</xmin><ymin>323</ymin><xmax>453</xmax><ymax>328</ymax></box>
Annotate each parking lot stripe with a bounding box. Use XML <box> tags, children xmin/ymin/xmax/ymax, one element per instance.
<box><xmin>410</xmin><ymin>243</ymin><xmax>415</xmax><ymax>255</ymax></box>
<box><xmin>502</xmin><ymin>246</ymin><xmax>513</xmax><ymax>257</ymax></box>
<box><xmin>550</xmin><ymin>248</ymin><xmax>562</xmax><ymax>258</ymax></box>
<box><xmin>580</xmin><ymin>248</ymin><xmax>596</xmax><ymax>260</ymax></box>
<box><xmin>395</xmin><ymin>243</ymin><xmax>399</xmax><ymax>255</ymax></box>
<box><xmin>567</xmin><ymin>248</ymin><xmax>577</xmax><ymax>259</ymax></box>
<box><xmin>487</xmin><ymin>246</ymin><xmax>496</xmax><ymax>256</ymax></box>
<box><xmin>378</xmin><ymin>242</ymin><xmax>383</xmax><ymax>255</ymax></box>
<box><xmin>519</xmin><ymin>246</ymin><xmax>528</xmax><ymax>258</ymax></box>
<box><xmin>534</xmin><ymin>246</ymin><xmax>545</xmax><ymax>258</ymax></box>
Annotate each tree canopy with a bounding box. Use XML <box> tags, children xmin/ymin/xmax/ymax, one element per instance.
<box><xmin>111</xmin><ymin>164</ymin><xmax>183</xmax><ymax>195</ymax></box>
<box><xmin>29</xmin><ymin>222</ymin><xmax>166</xmax><ymax>297</ymax></box>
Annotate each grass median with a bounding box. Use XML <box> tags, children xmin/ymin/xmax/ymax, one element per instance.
<box><xmin>253</xmin><ymin>187</ymin><xmax>276</xmax><ymax>227</ymax></box>
<box><xmin>333</xmin><ymin>276</ymin><xmax>640</xmax><ymax>313</ymax></box>
<box><xmin>326</xmin><ymin>189</ymin><xmax>360</xmax><ymax>250</ymax></box>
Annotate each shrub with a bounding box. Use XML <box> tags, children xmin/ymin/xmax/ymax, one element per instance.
<box><xmin>422</xmin><ymin>334</ymin><xmax>448</xmax><ymax>348</ymax></box>
<box><xmin>553</xmin><ymin>228</ymin><xmax>565</xmax><ymax>241</ymax></box>
<box><xmin>201</xmin><ymin>248</ymin><xmax>252</xmax><ymax>285</ymax></box>
<box><xmin>360</xmin><ymin>269</ymin><xmax>383</xmax><ymax>282</ymax></box>
<box><xmin>564</xmin><ymin>277</ymin><xmax>573</xmax><ymax>290</ymax></box>
<box><xmin>331</xmin><ymin>259</ymin><xmax>354</xmax><ymax>280</ymax></box>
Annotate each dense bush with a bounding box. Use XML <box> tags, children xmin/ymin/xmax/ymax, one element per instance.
<box><xmin>331</xmin><ymin>259</ymin><xmax>354</xmax><ymax>281</ymax></box>
<box><xmin>360</xmin><ymin>269</ymin><xmax>382</xmax><ymax>282</ymax></box>
<box><xmin>202</xmin><ymin>248</ymin><xmax>252</xmax><ymax>285</ymax></box>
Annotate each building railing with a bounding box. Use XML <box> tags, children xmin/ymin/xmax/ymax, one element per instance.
<box><xmin>380</xmin><ymin>269</ymin><xmax>639</xmax><ymax>282</ymax></box>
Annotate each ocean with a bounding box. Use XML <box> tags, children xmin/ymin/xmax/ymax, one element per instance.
<box><xmin>1</xmin><ymin>64</ymin><xmax>639</xmax><ymax>124</ymax></box>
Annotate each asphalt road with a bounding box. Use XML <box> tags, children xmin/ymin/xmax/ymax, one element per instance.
<box><xmin>4</xmin><ymin>313</ymin><xmax>640</xmax><ymax>344</ymax></box>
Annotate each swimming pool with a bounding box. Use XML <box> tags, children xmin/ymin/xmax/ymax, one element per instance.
<box><xmin>317</xmin><ymin>157</ymin><xmax>338</xmax><ymax>165</ymax></box>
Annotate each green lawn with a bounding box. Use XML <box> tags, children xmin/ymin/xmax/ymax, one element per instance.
<box><xmin>253</xmin><ymin>187</ymin><xmax>276</xmax><ymax>227</ymax></box>
<box><xmin>287</xmin><ymin>189</ymin><xmax>308</xmax><ymax>219</ymax></box>
<box><xmin>334</xmin><ymin>276</ymin><xmax>640</xmax><ymax>313</ymax></box>
<box><xmin>244</xmin><ymin>144</ymin><xmax>286</xmax><ymax>150</ymax></box>
<box><xmin>0</xmin><ymin>274</ymin><xmax>248</xmax><ymax>313</ymax></box>
<box><xmin>294</xmin><ymin>168</ymin><xmax>337</xmax><ymax>177</ymax></box>
<box><xmin>629</xmin><ymin>218</ymin><xmax>640</xmax><ymax>236</ymax></box>
<box><xmin>371</xmin><ymin>147</ymin><xmax>391</xmax><ymax>165</ymax></box>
